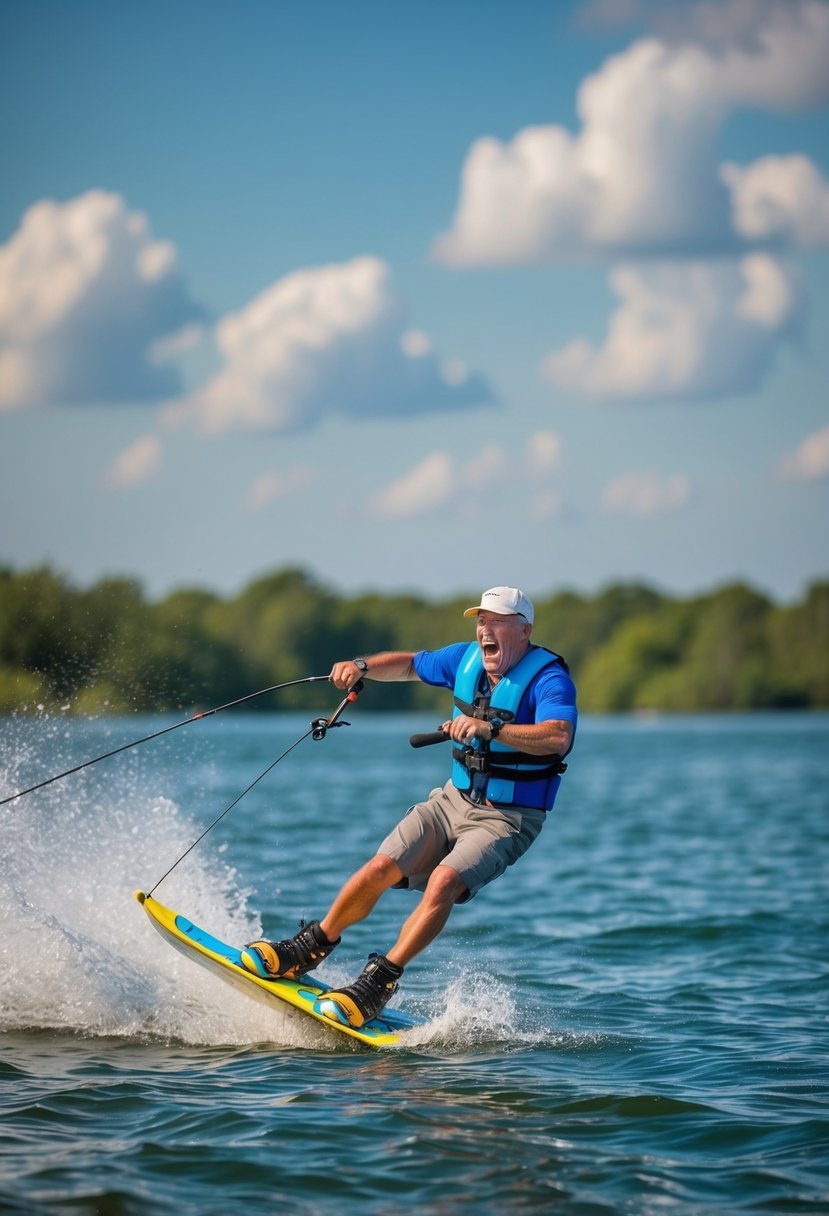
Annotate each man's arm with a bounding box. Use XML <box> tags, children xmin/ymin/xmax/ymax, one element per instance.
<box><xmin>329</xmin><ymin>652</ymin><xmax>419</xmax><ymax>688</ymax></box>
<box><xmin>442</xmin><ymin>715</ymin><xmax>574</xmax><ymax>756</ymax></box>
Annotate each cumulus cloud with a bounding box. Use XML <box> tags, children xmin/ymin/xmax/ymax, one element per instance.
<box><xmin>777</xmin><ymin>424</ymin><xmax>829</xmax><ymax>481</ymax></box>
<box><xmin>371</xmin><ymin>432</ymin><xmax>564</xmax><ymax>519</ymax></box>
<box><xmin>0</xmin><ymin>191</ymin><xmax>202</xmax><ymax>410</ymax></box>
<box><xmin>168</xmin><ymin>257</ymin><xmax>493</xmax><ymax>435</ymax></box>
<box><xmin>543</xmin><ymin>254</ymin><xmax>804</xmax><ymax>400</ymax></box>
<box><xmin>586</xmin><ymin>0</ymin><xmax>829</xmax><ymax>105</ymax></box>
<box><xmin>243</xmin><ymin>465</ymin><xmax>316</xmax><ymax>511</ymax></box>
<box><xmin>722</xmin><ymin>155</ymin><xmax>829</xmax><ymax>248</ymax></box>
<box><xmin>601</xmin><ymin>469</ymin><xmax>691</xmax><ymax>516</ymax></box>
<box><xmin>102</xmin><ymin>434</ymin><xmax>163</xmax><ymax>490</ymax></box>
<box><xmin>434</xmin><ymin>41</ymin><xmax>729</xmax><ymax>263</ymax></box>
<box><xmin>433</xmin><ymin>1</ymin><xmax>829</xmax><ymax>265</ymax></box>
<box><xmin>702</xmin><ymin>0</ymin><xmax>829</xmax><ymax>110</ymax></box>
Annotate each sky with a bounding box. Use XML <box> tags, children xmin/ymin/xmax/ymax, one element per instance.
<box><xmin>1</xmin><ymin>0</ymin><xmax>828</xmax><ymax>608</ymax></box>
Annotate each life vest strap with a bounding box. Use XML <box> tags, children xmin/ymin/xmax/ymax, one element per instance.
<box><xmin>453</xmin><ymin>695</ymin><xmax>516</xmax><ymax>724</ymax></box>
<box><xmin>452</xmin><ymin>746</ymin><xmax>566</xmax><ymax>779</ymax></box>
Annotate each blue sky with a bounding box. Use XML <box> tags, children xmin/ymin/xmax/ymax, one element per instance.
<box><xmin>1</xmin><ymin>0</ymin><xmax>827</xmax><ymax>606</ymax></box>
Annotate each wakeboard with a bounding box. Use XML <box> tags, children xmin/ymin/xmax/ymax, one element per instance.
<box><xmin>135</xmin><ymin>890</ymin><xmax>420</xmax><ymax>1048</ymax></box>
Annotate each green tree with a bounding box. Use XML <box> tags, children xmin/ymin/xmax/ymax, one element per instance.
<box><xmin>0</xmin><ymin>564</ymin><xmax>826</xmax><ymax>715</ymax></box>
<box><xmin>577</xmin><ymin>604</ymin><xmax>689</xmax><ymax>712</ymax></box>
<box><xmin>767</xmin><ymin>581</ymin><xmax>829</xmax><ymax>707</ymax></box>
<box><xmin>678</xmin><ymin>583</ymin><xmax>774</xmax><ymax>709</ymax></box>
<box><xmin>0</xmin><ymin>566</ymin><xmax>79</xmax><ymax>702</ymax></box>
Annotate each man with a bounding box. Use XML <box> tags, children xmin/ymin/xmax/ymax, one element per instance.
<box><xmin>241</xmin><ymin>586</ymin><xmax>577</xmax><ymax>1028</ymax></box>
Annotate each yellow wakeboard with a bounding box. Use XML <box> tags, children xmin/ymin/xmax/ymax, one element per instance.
<box><xmin>135</xmin><ymin>890</ymin><xmax>419</xmax><ymax>1048</ymax></box>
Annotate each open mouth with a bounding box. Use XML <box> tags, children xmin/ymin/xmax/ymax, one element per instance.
<box><xmin>482</xmin><ymin>640</ymin><xmax>500</xmax><ymax>660</ymax></box>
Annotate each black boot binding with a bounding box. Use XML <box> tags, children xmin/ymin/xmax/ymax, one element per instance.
<box><xmin>316</xmin><ymin>953</ymin><xmax>404</xmax><ymax>1028</ymax></box>
<box><xmin>241</xmin><ymin>920</ymin><xmax>339</xmax><ymax>979</ymax></box>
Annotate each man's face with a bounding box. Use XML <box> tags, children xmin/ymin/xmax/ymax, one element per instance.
<box><xmin>475</xmin><ymin>610</ymin><xmax>532</xmax><ymax>680</ymax></box>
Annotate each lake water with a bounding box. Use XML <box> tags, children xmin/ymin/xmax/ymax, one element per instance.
<box><xmin>1</xmin><ymin>708</ymin><xmax>827</xmax><ymax>1214</ymax></box>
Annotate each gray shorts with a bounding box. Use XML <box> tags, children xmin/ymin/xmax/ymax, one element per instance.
<box><xmin>376</xmin><ymin>780</ymin><xmax>546</xmax><ymax>902</ymax></box>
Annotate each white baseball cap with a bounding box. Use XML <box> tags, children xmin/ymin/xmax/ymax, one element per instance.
<box><xmin>463</xmin><ymin>586</ymin><xmax>534</xmax><ymax>624</ymax></box>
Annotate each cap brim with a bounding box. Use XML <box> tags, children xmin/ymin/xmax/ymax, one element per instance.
<box><xmin>464</xmin><ymin>605</ymin><xmax>523</xmax><ymax>618</ymax></box>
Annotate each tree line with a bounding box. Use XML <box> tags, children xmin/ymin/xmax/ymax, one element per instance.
<box><xmin>0</xmin><ymin>565</ymin><xmax>826</xmax><ymax>715</ymax></box>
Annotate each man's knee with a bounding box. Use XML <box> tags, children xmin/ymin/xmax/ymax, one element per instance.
<box><xmin>365</xmin><ymin>853</ymin><xmax>404</xmax><ymax>887</ymax></box>
<box><xmin>425</xmin><ymin>864</ymin><xmax>468</xmax><ymax>907</ymax></box>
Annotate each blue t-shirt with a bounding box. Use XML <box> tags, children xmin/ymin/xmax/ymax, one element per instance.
<box><xmin>413</xmin><ymin>642</ymin><xmax>578</xmax><ymax>809</ymax></box>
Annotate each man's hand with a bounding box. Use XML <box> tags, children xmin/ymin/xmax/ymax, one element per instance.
<box><xmin>441</xmin><ymin>713</ymin><xmax>494</xmax><ymax>744</ymax></box>
<box><xmin>328</xmin><ymin>651</ymin><xmax>418</xmax><ymax>688</ymax></box>
<box><xmin>329</xmin><ymin>660</ymin><xmax>365</xmax><ymax>690</ymax></box>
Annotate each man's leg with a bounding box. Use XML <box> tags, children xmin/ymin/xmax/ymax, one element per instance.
<box><xmin>241</xmin><ymin>854</ymin><xmax>404</xmax><ymax>980</ymax></box>
<box><xmin>319</xmin><ymin>853</ymin><xmax>405</xmax><ymax>942</ymax></box>
<box><xmin>315</xmin><ymin>863</ymin><xmax>466</xmax><ymax>1028</ymax></box>
<box><xmin>385</xmin><ymin>864</ymin><xmax>468</xmax><ymax>968</ymax></box>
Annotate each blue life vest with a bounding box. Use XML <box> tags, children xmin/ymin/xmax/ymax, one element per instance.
<box><xmin>451</xmin><ymin>643</ymin><xmax>567</xmax><ymax>808</ymax></box>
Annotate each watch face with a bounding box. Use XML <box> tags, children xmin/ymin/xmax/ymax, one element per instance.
<box><xmin>355</xmin><ymin>659</ymin><xmax>368</xmax><ymax>671</ymax></box>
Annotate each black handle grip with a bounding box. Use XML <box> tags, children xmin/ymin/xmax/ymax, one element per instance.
<box><xmin>409</xmin><ymin>730</ymin><xmax>449</xmax><ymax>749</ymax></box>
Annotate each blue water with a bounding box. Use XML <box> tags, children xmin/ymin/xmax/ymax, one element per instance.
<box><xmin>1</xmin><ymin>710</ymin><xmax>827</xmax><ymax>1214</ymax></box>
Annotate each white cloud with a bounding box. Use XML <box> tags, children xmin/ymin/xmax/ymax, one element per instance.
<box><xmin>433</xmin><ymin>1</ymin><xmax>829</xmax><ymax>265</ymax></box>
<box><xmin>168</xmin><ymin>256</ymin><xmax>493</xmax><ymax>435</ymax></box>
<box><xmin>601</xmin><ymin>469</ymin><xmax>691</xmax><ymax>516</ymax></box>
<box><xmin>706</xmin><ymin>0</ymin><xmax>829</xmax><ymax>110</ymax></box>
<box><xmin>149</xmin><ymin>322</ymin><xmax>206</xmax><ymax>365</ymax></box>
<box><xmin>459</xmin><ymin>443</ymin><xmax>511</xmax><ymax>489</ymax></box>
<box><xmin>526</xmin><ymin>431</ymin><xmax>566</xmax><ymax>518</ymax></box>
<box><xmin>722</xmin><ymin>155</ymin><xmax>829</xmax><ymax>248</ymax></box>
<box><xmin>371</xmin><ymin>451</ymin><xmax>455</xmax><ymax>517</ymax></box>
<box><xmin>0</xmin><ymin>191</ymin><xmax>201</xmax><ymax>410</ymax></box>
<box><xmin>542</xmin><ymin>254</ymin><xmax>803</xmax><ymax>400</ymax></box>
<box><xmin>777</xmin><ymin>424</ymin><xmax>829</xmax><ymax>481</ymax></box>
<box><xmin>243</xmin><ymin>465</ymin><xmax>315</xmax><ymax>512</ymax></box>
<box><xmin>371</xmin><ymin>433</ymin><xmax>564</xmax><ymax>519</ymax></box>
<box><xmin>526</xmin><ymin>430</ymin><xmax>562</xmax><ymax>474</ymax></box>
<box><xmin>103</xmin><ymin>434</ymin><xmax>163</xmax><ymax>489</ymax></box>
<box><xmin>399</xmin><ymin>329</ymin><xmax>432</xmax><ymax>357</ymax></box>
<box><xmin>591</xmin><ymin>0</ymin><xmax>829</xmax><ymax>108</ymax></box>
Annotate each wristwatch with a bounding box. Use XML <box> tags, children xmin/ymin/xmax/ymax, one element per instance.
<box><xmin>489</xmin><ymin>716</ymin><xmax>505</xmax><ymax>738</ymax></box>
<box><xmin>353</xmin><ymin>658</ymin><xmax>369</xmax><ymax>673</ymax></box>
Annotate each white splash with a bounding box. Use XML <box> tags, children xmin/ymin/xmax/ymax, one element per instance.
<box><xmin>0</xmin><ymin>719</ymin><xmax>328</xmax><ymax>1049</ymax></box>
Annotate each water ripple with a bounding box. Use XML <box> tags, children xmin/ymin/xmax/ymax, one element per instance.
<box><xmin>1</xmin><ymin>712</ymin><xmax>827</xmax><ymax>1214</ymax></box>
